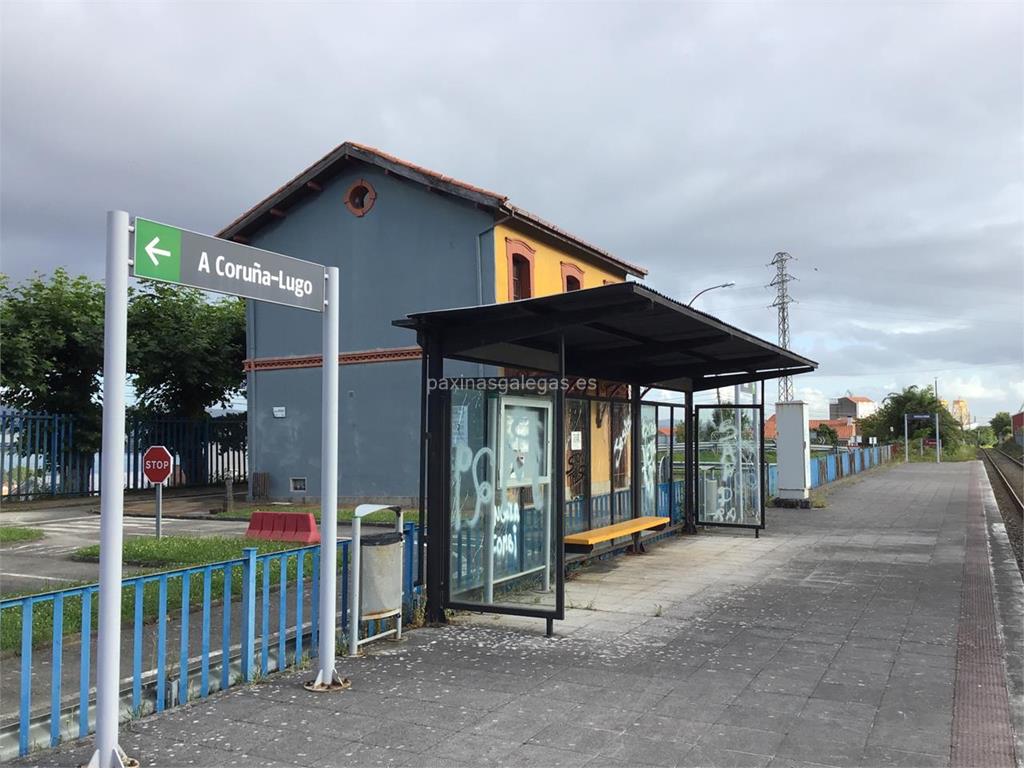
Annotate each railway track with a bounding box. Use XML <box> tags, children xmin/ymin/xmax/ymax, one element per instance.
<box><xmin>981</xmin><ymin>447</ymin><xmax>1023</xmax><ymax>514</ymax></box>
<box><xmin>995</xmin><ymin>446</ymin><xmax>1024</xmax><ymax>469</ymax></box>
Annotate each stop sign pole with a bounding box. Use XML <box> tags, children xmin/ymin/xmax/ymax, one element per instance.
<box><xmin>156</xmin><ymin>474</ymin><xmax>162</xmax><ymax>540</ymax></box>
<box><xmin>143</xmin><ymin>446</ymin><xmax>173</xmax><ymax>539</ymax></box>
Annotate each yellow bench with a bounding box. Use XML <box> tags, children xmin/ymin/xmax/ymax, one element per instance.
<box><xmin>564</xmin><ymin>516</ymin><xmax>671</xmax><ymax>553</ymax></box>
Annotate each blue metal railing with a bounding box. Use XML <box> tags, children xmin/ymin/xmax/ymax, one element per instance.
<box><xmin>807</xmin><ymin>445</ymin><xmax>894</xmax><ymax>490</ymax></box>
<box><xmin>1</xmin><ymin>524</ymin><xmax>418</xmax><ymax>758</ymax></box>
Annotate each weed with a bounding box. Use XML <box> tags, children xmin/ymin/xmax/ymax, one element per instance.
<box><xmin>406</xmin><ymin>598</ymin><xmax>427</xmax><ymax>629</ymax></box>
<box><xmin>653</xmin><ymin>604</ymin><xmax>663</xmax><ymax>617</ymax></box>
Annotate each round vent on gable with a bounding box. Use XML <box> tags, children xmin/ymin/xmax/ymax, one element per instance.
<box><xmin>344</xmin><ymin>178</ymin><xmax>377</xmax><ymax>217</ymax></box>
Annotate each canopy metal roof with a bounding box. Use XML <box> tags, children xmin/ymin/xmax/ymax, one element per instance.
<box><xmin>394</xmin><ymin>282</ymin><xmax>817</xmax><ymax>392</ymax></box>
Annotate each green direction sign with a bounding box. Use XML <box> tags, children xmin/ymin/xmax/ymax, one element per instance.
<box><xmin>133</xmin><ymin>219</ymin><xmax>183</xmax><ymax>284</ymax></box>
<box><xmin>131</xmin><ymin>218</ymin><xmax>325</xmax><ymax>312</ymax></box>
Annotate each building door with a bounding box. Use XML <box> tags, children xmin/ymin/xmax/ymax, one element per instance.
<box><xmin>446</xmin><ymin>387</ymin><xmax>564</xmax><ymax>620</ymax></box>
<box><xmin>694</xmin><ymin>404</ymin><xmax>765</xmax><ymax>531</ymax></box>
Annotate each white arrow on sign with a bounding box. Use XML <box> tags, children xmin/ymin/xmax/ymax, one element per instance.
<box><xmin>145</xmin><ymin>237</ymin><xmax>171</xmax><ymax>267</ymax></box>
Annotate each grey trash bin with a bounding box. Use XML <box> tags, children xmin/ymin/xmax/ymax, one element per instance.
<box><xmin>349</xmin><ymin>504</ymin><xmax>404</xmax><ymax>654</ymax></box>
<box><xmin>360</xmin><ymin>531</ymin><xmax>404</xmax><ymax>621</ymax></box>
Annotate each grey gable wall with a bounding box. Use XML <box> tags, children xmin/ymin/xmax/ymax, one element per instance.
<box><xmin>243</xmin><ymin>163</ymin><xmax>496</xmax><ymax>501</ymax></box>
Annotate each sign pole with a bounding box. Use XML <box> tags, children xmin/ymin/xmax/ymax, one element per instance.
<box><xmin>155</xmin><ymin>483</ymin><xmax>162</xmax><ymax>540</ymax></box>
<box><xmin>89</xmin><ymin>211</ymin><xmax>131</xmax><ymax>768</ymax></box>
<box><xmin>935</xmin><ymin>412</ymin><xmax>941</xmax><ymax>464</ymax></box>
<box><xmin>903</xmin><ymin>413</ymin><xmax>909</xmax><ymax>463</ymax></box>
<box><xmin>309</xmin><ymin>266</ymin><xmax>346</xmax><ymax>690</ymax></box>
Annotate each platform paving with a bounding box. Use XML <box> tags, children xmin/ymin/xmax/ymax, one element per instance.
<box><xmin>15</xmin><ymin>462</ymin><xmax>1021</xmax><ymax>767</ymax></box>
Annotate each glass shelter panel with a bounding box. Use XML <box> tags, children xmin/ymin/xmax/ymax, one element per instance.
<box><xmin>448</xmin><ymin>390</ymin><xmax>559</xmax><ymax>613</ymax></box>
<box><xmin>564</xmin><ymin>399</ymin><xmax>589</xmax><ymax>535</ymax></box>
<box><xmin>696</xmin><ymin>406</ymin><xmax>763</xmax><ymax>527</ymax></box>
<box><xmin>611</xmin><ymin>401</ymin><xmax>632</xmax><ymax>523</ymax></box>
<box><xmin>590</xmin><ymin>402</ymin><xmax>612</xmax><ymax>528</ymax></box>
<box><xmin>640</xmin><ymin>404</ymin><xmax>658</xmax><ymax>517</ymax></box>
<box><xmin>671</xmin><ymin>407</ymin><xmax>687</xmax><ymax>525</ymax></box>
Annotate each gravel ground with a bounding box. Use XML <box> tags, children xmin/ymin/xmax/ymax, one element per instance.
<box><xmin>982</xmin><ymin>450</ymin><xmax>1024</xmax><ymax>580</ymax></box>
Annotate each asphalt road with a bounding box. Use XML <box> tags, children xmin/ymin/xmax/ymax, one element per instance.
<box><xmin>0</xmin><ymin>507</ymin><xmax>251</xmax><ymax>596</ymax></box>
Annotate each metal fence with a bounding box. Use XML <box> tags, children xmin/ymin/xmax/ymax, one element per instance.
<box><xmin>0</xmin><ymin>524</ymin><xmax>418</xmax><ymax>760</ymax></box>
<box><xmin>762</xmin><ymin>444</ymin><xmax>895</xmax><ymax>496</ymax></box>
<box><xmin>0</xmin><ymin>411</ymin><xmax>247</xmax><ymax>501</ymax></box>
<box><xmin>0</xmin><ymin>413</ymin><xmax>89</xmax><ymax>499</ymax></box>
<box><xmin>808</xmin><ymin>444</ymin><xmax>892</xmax><ymax>489</ymax></box>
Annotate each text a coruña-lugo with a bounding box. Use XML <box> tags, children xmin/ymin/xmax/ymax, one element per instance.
<box><xmin>197</xmin><ymin>250</ymin><xmax>315</xmax><ymax>299</ymax></box>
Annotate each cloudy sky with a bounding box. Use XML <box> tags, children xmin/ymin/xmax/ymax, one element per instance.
<box><xmin>2</xmin><ymin>1</ymin><xmax>1021</xmax><ymax>421</ymax></box>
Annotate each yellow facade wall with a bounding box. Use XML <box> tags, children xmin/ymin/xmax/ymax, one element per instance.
<box><xmin>493</xmin><ymin>225</ymin><xmax>631</xmax><ymax>495</ymax></box>
<box><xmin>493</xmin><ymin>224</ymin><xmax>625</xmax><ymax>303</ymax></box>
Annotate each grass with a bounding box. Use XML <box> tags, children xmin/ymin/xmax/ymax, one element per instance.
<box><xmin>0</xmin><ymin>526</ymin><xmax>44</xmax><ymax>543</ymax></box>
<box><xmin>71</xmin><ymin>535</ymin><xmax>297</xmax><ymax>567</ymax></box>
<box><xmin>1</xmin><ymin>535</ymin><xmax>328</xmax><ymax>655</ymax></box>
<box><xmin>216</xmin><ymin>504</ymin><xmax>415</xmax><ymax>526</ymax></box>
<box><xmin>906</xmin><ymin>445</ymin><xmax>976</xmax><ymax>463</ymax></box>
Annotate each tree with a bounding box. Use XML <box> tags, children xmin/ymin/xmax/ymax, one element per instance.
<box><xmin>127</xmin><ymin>284</ymin><xmax>246</xmax><ymax>417</ymax></box>
<box><xmin>814</xmin><ymin>423</ymin><xmax>839</xmax><ymax>446</ymax></box>
<box><xmin>990</xmin><ymin>412</ymin><xmax>1012</xmax><ymax>440</ymax></box>
<box><xmin>858</xmin><ymin>384</ymin><xmax>963</xmax><ymax>450</ymax></box>
<box><xmin>968</xmin><ymin>425</ymin><xmax>996</xmax><ymax>447</ymax></box>
<box><xmin>0</xmin><ymin>270</ymin><xmax>106</xmax><ymax>452</ymax></box>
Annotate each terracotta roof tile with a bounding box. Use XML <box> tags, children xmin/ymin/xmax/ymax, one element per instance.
<box><xmin>346</xmin><ymin>142</ymin><xmax>507</xmax><ymax>202</ymax></box>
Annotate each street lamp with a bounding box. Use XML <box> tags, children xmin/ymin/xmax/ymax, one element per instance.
<box><xmin>686</xmin><ymin>281</ymin><xmax>736</xmax><ymax>405</ymax></box>
<box><xmin>688</xmin><ymin>281</ymin><xmax>735</xmax><ymax>306</ymax></box>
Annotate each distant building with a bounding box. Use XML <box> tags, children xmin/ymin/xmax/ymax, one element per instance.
<box><xmin>949</xmin><ymin>398</ymin><xmax>970</xmax><ymax>427</ymax></box>
<box><xmin>1012</xmin><ymin>412</ymin><xmax>1024</xmax><ymax>446</ymax></box>
<box><xmin>766</xmin><ymin>415</ymin><xmax>857</xmax><ymax>446</ymax></box>
<box><xmin>829</xmin><ymin>395</ymin><xmax>877</xmax><ymax>420</ymax></box>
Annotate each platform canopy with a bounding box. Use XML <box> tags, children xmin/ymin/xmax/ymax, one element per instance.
<box><xmin>394</xmin><ymin>282</ymin><xmax>817</xmax><ymax>393</ymax></box>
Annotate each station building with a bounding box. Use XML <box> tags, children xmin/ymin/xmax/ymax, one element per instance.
<box><xmin>219</xmin><ymin>142</ymin><xmax>647</xmax><ymax>503</ymax></box>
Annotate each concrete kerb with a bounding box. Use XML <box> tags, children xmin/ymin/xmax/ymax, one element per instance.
<box><xmin>981</xmin><ymin>461</ymin><xmax>1024</xmax><ymax>767</ymax></box>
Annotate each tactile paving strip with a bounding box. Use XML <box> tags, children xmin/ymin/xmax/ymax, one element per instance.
<box><xmin>951</xmin><ymin>464</ymin><xmax>1017</xmax><ymax>767</ymax></box>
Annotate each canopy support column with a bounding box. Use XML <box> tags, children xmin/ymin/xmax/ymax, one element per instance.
<box><xmin>685</xmin><ymin>391</ymin><xmax>696</xmax><ymax>534</ymax></box>
<box><xmin>424</xmin><ymin>333</ymin><xmax>446</xmax><ymax>625</ymax></box>
<box><xmin>416</xmin><ymin>333</ymin><xmax>428</xmax><ymax>587</ymax></box>
<box><xmin>552</xmin><ymin>334</ymin><xmax>567</xmax><ymax>632</ymax></box>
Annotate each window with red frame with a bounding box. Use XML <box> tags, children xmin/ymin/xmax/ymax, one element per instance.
<box><xmin>512</xmin><ymin>255</ymin><xmax>532</xmax><ymax>301</ymax></box>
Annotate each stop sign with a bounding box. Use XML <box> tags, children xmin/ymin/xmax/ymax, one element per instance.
<box><xmin>143</xmin><ymin>445</ymin><xmax>173</xmax><ymax>484</ymax></box>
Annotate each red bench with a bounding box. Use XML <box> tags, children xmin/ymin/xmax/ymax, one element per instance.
<box><xmin>245</xmin><ymin>511</ymin><xmax>319</xmax><ymax>544</ymax></box>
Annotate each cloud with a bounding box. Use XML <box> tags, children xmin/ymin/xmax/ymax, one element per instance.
<box><xmin>1</xmin><ymin>1</ymin><xmax>1021</xmax><ymax>418</ymax></box>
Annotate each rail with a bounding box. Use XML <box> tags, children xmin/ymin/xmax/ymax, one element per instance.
<box><xmin>995</xmin><ymin>447</ymin><xmax>1024</xmax><ymax>470</ymax></box>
